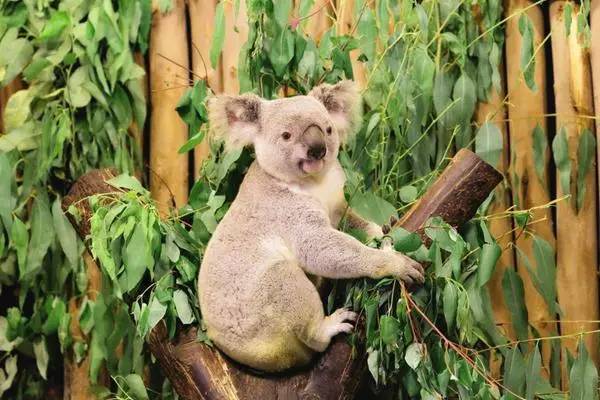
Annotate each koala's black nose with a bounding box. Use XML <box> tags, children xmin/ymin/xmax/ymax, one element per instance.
<box><xmin>307</xmin><ymin>143</ymin><xmax>327</xmax><ymax>160</ymax></box>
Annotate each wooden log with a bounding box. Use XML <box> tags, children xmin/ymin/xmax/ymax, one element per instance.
<box><xmin>188</xmin><ymin>0</ymin><xmax>222</xmax><ymax>179</ymax></box>
<box><xmin>550</xmin><ymin>1</ymin><xmax>599</xmax><ymax>380</ymax></box>
<box><xmin>475</xmin><ymin>82</ymin><xmax>516</xmax><ymax>339</ymax></box>
<box><xmin>149</xmin><ymin>0</ymin><xmax>189</xmax><ymax>215</ymax></box>
<box><xmin>62</xmin><ymin>149</ymin><xmax>501</xmax><ymax>400</ymax></box>
<box><xmin>504</xmin><ymin>0</ymin><xmax>556</xmax><ymax>366</ymax></box>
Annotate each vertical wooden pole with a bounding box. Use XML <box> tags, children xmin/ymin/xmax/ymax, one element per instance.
<box><xmin>550</xmin><ymin>1</ymin><xmax>599</xmax><ymax>380</ymax></box>
<box><xmin>476</xmin><ymin>83</ymin><xmax>516</xmax><ymax>339</ymax></box>
<box><xmin>222</xmin><ymin>0</ymin><xmax>249</xmax><ymax>95</ymax></box>
<box><xmin>149</xmin><ymin>0</ymin><xmax>190</xmax><ymax>215</ymax></box>
<box><xmin>335</xmin><ymin>0</ymin><xmax>366</xmax><ymax>88</ymax></box>
<box><xmin>591</xmin><ymin>0</ymin><xmax>600</xmax><ymax>220</ymax></box>
<box><xmin>302</xmin><ymin>0</ymin><xmax>332</xmax><ymax>42</ymax></box>
<box><xmin>188</xmin><ymin>0</ymin><xmax>222</xmax><ymax>179</ymax></box>
<box><xmin>63</xmin><ymin>252</ymin><xmax>107</xmax><ymax>400</ymax></box>
<box><xmin>504</xmin><ymin>0</ymin><xmax>556</xmax><ymax>365</ymax></box>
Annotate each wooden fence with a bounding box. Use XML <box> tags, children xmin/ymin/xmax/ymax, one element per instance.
<box><xmin>2</xmin><ymin>0</ymin><xmax>600</xmax><ymax>396</ymax></box>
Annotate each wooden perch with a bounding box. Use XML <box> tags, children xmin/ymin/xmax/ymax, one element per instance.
<box><xmin>62</xmin><ymin>149</ymin><xmax>501</xmax><ymax>400</ymax></box>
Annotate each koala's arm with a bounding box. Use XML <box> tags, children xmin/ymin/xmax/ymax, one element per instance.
<box><xmin>291</xmin><ymin>213</ymin><xmax>423</xmax><ymax>284</ymax></box>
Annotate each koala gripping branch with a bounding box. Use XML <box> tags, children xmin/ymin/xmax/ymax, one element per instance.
<box><xmin>62</xmin><ymin>149</ymin><xmax>501</xmax><ymax>400</ymax></box>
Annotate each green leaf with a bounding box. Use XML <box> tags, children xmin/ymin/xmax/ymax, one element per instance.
<box><xmin>531</xmin><ymin>236</ymin><xmax>557</xmax><ymax>313</ymax></box>
<box><xmin>518</xmin><ymin>14</ymin><xmax>537</xmax><ymax>91</ymax></box>
<box><xmin>3</xmin><ymin>89</ymin><xmax>34</xmax><ymax>132</ymax></box>
<box><xmin>0</xmin><ymin>355</ymin><xmax>18</xmax><ymax>396</ymax></box>
<box><xmin>552</xmin><ymin>127</ymin><xmax>571</xmax><ymax>196</ymax></box>
<box><xmin>67</xmin><ymin>66</ymin><xmax>91</xmax><ymax>108</ymax></box>
<box><xmin>380</xmin><ymin>315</ymin><xmax>400</xmax><ymax>345</ymax></box>
<box><xmin>107</xmin><ymin>174</ymin><xmax>146</xmax><ymax>193</ymax></box>
<box><xmin>0</xmin><ymin>29</ymin><xmax>33</xmax><ymax>86</ymax></box>
<box><xmin>526</xmin><ymin>343</ymin><xmax>558</xmax><ymax>400</ymax></box>
<box><xmin>123</xmin><ymin>221</ymin><xmax>153</xmax><ymax>291</ymax></box>
<box><xmin>52</xmin><ymin>199</ymin><xmax>79</xmax><ymax>266</ymax></box>
<box><xmin>124</xmin><ymin>374</ymin><xmax>149</xmax><ymax>400</ymax></box>
<box><xmin>24</xmin><ymin>195</ymin><xmax>54</xmax><ymax>279</ymax></box>
<box><xmin>33</xmin><ymin>337</ymin><xmax>49</xmax><ymax>379</ymax></box>
<box><xmin>42</xmin><ymin>297</ymin><xmax>66</xmax><ymax>335</ymax></box>
<box><xmin>452</xmin><ymin>73</ymin><xmax>476</xmax><ymax>124</ymax></box>
<box><xmin>391</xmin><ymin>227</ymin><xmax>422</xmax><ymax>253</ymax></box>
<box><xmin>173</xmin><ymin>289</ymin><xmax>194</xmax><ymax>324</ymax></box>
<box><xmin>39</xmin><ymin>11</ymin><xmax>70</xmax><ymax>42</ymax></box>
<box><xmin>367</xmin><ymin>348</ymin><xmax>379</xmax><ymax>384</ymax></box>
<box><xmin>478</xmin><ymin>242</ymin><xmax>501</xmax><ymax>287</ymax></box>
<box><xmin>210</xmin><ymin>2</ymin><xmax>225</xmax><ymax>68</ymax></box>
<box><xmin>502</xmin><ymin>269</ymin><xmax>529</xmax><ymax>343</ymax></box>
<box><xmin>11</xmin><ymin>217</ymin><xmax>28</xmax><ymax>276</ymax></box>
<box><xmin>564</xmin><ymin>3</ymin><xmax>573</xmax><ymax>36</ymax></box>
<box><xmin>349</xmin><ymin>191</ymin><xmax>397</xmax><ymax>226</ymax></box>
<box><xmin>405</xmin><ymin>343</ymin><xmax>424</xmax><ymax>370</ymax></box>
<box><xmin>399</xmin><ymin>185</ymin><xmax>418</xmax><ymax>203</ymax></box>
<box><xmin>516</xmin><ymin>237</ymin><xmax>557</xmax><ymax>315</ymax></box>
<box><xmin>0</xmin><ymin>153</ymin><xmax>14</xmax><ymax>232</ymax></box>
<box><xmin>268</xmin><ymin>28</ymin><xmax>295</xmax><ymax>76</ymax></box>
<box><xmin>570</xmin><ymin>339</ymin><xmax>599</xmax><ymax>400</ymax></box>
<box><xmin>576</xmin><ymin>128</ymin><xmax>595</xmax><ymax>211</ymax></box>
<box><xmin>475</xmin><ymin>122</ymin><xmax>503</xmax><ymax>168</ymax></box>
<box><xmin>23</xmin><ymin>58</ymin><xmax>51</xmax><ymax>82</ymax></box>
<box><xmin>147</xmin><ymin>297</ymin><xmax>167</xmax><ymax>334</ymax></box>
<box><xmin>532</xmin><ymin>124</ymin><xmax>547</xmax><ymax>184</ymax></box>
<box><xmin>503</xmin><ymin>347</ymin><xmax>526</xmax><ymax>399</ymax></box>
<box><xmin>442</xmin><ymin>282</ymin><xmax>458</xmax><ymax>331</ymax></box>
<box><xmin>273</xmin><ymin>0</ymin><xmax>292</xmax><ymax>27</ymax></box>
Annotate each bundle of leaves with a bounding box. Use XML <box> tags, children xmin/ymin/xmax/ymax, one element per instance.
<box><xmin>0</xmin><ymin>0</ymin><xmax>150</xmax><ymax>397</ymax></box>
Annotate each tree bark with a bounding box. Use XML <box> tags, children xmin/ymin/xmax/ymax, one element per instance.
<box><xmin>62</xmin><ymin>149</ymin><xmax>501</xmax><ymax>399</ymax></box>
<box><xmin>550</xmin><ymin>1</ymin><xmax>599</xmax><ymax>384</ymax></box>
<box><xmin>149</xmin><ymin>0</ymin><xmax>189</xmax><ymax>215</ymax></box>
<box><xmin>504</xmin><ymin>0</ymin><xmax>557</xmax><ymax>367</ymax></box>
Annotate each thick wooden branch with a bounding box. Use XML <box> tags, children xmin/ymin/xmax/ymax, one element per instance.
<box><xmin>62</xmin><ymin>148</ymin><xmax>501</xmax><ymax>400</ymax></box>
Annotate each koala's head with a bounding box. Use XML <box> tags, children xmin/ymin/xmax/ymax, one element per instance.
<box><xmin>208</xmin><ymin>80</ymin><xmax>361</xmax><ymax>182</ymax></box>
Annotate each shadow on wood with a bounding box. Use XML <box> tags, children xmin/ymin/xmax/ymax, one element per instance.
<box><xmin>62</xmin><ymin>149</ymin><xmax>502</xmax><ymax>400</ymax></box>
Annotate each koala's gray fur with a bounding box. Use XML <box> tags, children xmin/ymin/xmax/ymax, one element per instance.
<box><xmin>198</xmin><ymin>81</ymin><xmax>424</xmax><ymax>372</ymax></box>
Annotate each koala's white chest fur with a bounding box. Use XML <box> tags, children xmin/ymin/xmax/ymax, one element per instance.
<box><xmin>287</xmin><ymin>163</ymin><xmax>346</xmax><ymax>224</ymax></box>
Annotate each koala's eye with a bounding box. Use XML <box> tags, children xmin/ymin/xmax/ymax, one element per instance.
<box><xmin>282</xmin><ymin>132</ymin><xmax>292</xmax><ymax>141</ymax></box>
<box><xmin>326</xmin><ymin>126</ymin><xmax>332</xmax><ymax>135</ymax></box>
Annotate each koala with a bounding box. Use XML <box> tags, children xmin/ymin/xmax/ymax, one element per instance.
<box><xmin>198</xmin><ymin>80</ymin><xmax>424</xmax><ymax>372</ymax></box>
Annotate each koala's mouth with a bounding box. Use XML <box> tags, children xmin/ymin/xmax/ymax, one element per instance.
<box><xmin>299</xmin><ymin>159</ymin><xmax>324</xmax><ymax>175</ymax></box>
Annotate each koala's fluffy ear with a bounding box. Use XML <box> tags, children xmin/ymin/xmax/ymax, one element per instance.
<box><xmin>309</xmin><ymin>80</ymin><xmax>362</xmax><ymax>143</ymax></box>
<box><xmin>208</xmin><ymin>94</ymin><xmax>262</xmax><ymax>150</ymax></box>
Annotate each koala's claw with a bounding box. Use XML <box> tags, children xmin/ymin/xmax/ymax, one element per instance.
<box><xmin>400</xmin><ymin>255</ymin><xmax>425</xmax><ymax>284</ymax></box>
<box><xmin>323</xmin><ymin>308</ymin><xmax>357</xmax><ymax>337</ymax></box>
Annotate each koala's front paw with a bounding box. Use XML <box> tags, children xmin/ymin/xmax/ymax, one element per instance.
<box><xmin>365</xmin><ymin>222</ymin><xmax>384</xmax><ymax>240</ymax></box>
<box><xmin>323</xmin><ymin>308</ymin><xmax>358</xmax><ymax>337</ymax></box>
<box><xmin>375</xmin><ymin>252</ymin><xmax>424</xmax><ymax>284</ymax></box>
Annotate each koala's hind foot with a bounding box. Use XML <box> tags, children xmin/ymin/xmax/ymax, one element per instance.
<box><xmin>302</xmin><ymin>308</ymin><xmax>357</xmax><ymax>352</ymax></box>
